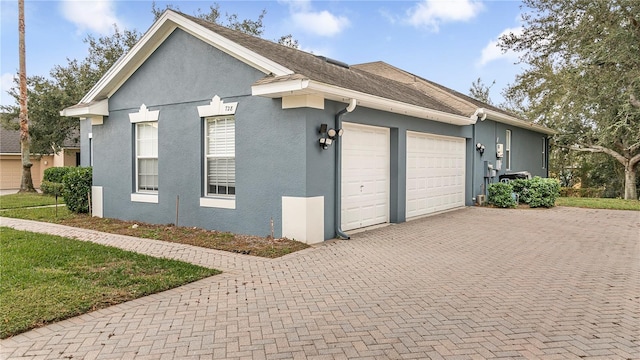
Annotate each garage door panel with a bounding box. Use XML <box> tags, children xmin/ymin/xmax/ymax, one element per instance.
<box><xmin>342</xmin><ymin>123</ymin><xmax>390</xmax><ymax>231</ymax></box>
<box><xmin>407</xmin><ymin>132</ymin><xmax>465</xmax><ymax>218</ymax></box>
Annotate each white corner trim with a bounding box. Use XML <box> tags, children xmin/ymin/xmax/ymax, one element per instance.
<box><xmin>92</xmin><ymin>186</ymin><xmax>103</xmax><ymax>218</ymax></box>
<box><xmin>131</xmin><ymin>193</ymin><xmax>159</xmax><ymax>203</ymax></box>
<box><xmin>282</xmin><ymin>196</ymin><xmax>324</xmax><ymax>244</ymax></box>
<box><xmin>197</xmin><ymin>95</ymin><xmax>238</xmax><ymax>117</ymax></box>
<box><xmin>200</xmin><ymin>197</ymin><xmax>236</xmax><ymax>209</ymax></box>
<box><xmin>129</xmin><ymin>104</ymin><xmax>160</xmax><ymax>123</ymax></box>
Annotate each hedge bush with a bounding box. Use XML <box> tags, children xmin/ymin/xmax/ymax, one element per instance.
<box><xmin>62</xmin><ymin>167</ymin><xmax>92</xmax><ymax>213</ymax></box>
<box><xmin>488</xmin><ymin>176</ymin><xmax>560</xmax><ymax>208</ymax></box>
<box><xmin>43</xmin><ymin>167</ymin><xmax>75</xmax><ymax>183</ymax></box>
<box><xmin>527</xmin><ymin>177</ymin><xmax>560</xmax><ymax>208</ymax></box>
<box><xmin>488</xmin><ymin>182</ymin><xmax>516</xmax><ymax>208</ymax></box>
<box><xmin>40</xmin><ymin>181</ymin><xmax>65</xmax><ymax>197</ymax></box>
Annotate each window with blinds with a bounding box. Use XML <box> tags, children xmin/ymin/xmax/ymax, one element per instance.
<box><xmin>136</xmin><ymin>122</ymin><xmax>158</xmax><ymax>192</ymax></box>
<box><xmin>205</xmin><ymin>116</ymin><xmax>235</xmax><ymax>196</ymax></box>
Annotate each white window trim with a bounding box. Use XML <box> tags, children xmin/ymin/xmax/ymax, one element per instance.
<box><xmin>131</xmin><ymin>193</ymin><xmax>159</xmax><ymax>203</ymax></box>
<box><xmin>505</xmin><ymin>129</ymin><xmax>512</xmax><ymax>171</ymax></box>
<box><xmin>542</xmin><ymin>137</ymin><xmax>547</xmax><ymax>169</ymax></box>
<box><xmin>129</xmin><ymin>104</ymin><xmax>159</xmax><ymax>123</ymax></box>
<box><xmin>200</xmin><ymin>197</ymin><xmax>235</xmax><ymax>209</ymax></box>
<box><xmin>199</xmin><ymin>96</ymin><xmax>238</xmax><ymax>209</ymax></box>
<box><xmin>203</xmin><ymin>116</ymin><xmax>235</xmax><ymax>199</ymax></box>
<box><xmin>130</xmin><ymin>104</ymin><xmax>159</xmax><ymax>199</ymax></box>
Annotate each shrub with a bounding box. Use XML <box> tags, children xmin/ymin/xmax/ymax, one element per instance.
<box><xmin>527</xmin><ymin>176</ymin><xmax>560</xmax><ymax>208</ymax></box>
<box><xmin>62</xmin><ymin>167</ymin><xmax>93</xmax><ymax>213</ymax></box>
<box><xmin>40</xmin><ymin>181</ymin><xmax>64</xmax><ymax>197</ymax></box>
<box><xmin>43</xmin><ymin>167</ymin><xmax>74</xmax><ymax>183</ymax></box>
<box><xmin>510</xmin><ymin>178</ymin><xmax>531</xmax><ymax>204</ymax></box>
<box><xmin>488</xmin><ymin>182</ymin><xmax>516</xmax><ymax>208</ymax></box>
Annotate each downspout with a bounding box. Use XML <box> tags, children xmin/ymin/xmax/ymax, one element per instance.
<box><xmin>470</xmin><ymin>109</ymin><xmax>486</xmax><ymax>204</ymax></box>
<box><xmin>335</xmin><ymin>98</ymin><xmax>357</xmax><ymax>239</ymax></box>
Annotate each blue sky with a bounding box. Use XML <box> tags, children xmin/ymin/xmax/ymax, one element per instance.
<box><xmin>1</xmin><ymin>0</ymin><xmax>527</xmax><ymax>107</ymax></box>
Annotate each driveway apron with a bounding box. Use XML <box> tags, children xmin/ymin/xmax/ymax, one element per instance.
<box><xmin>1</xmin><ymin>207</ymin><xmax>639</xmax><ymax>359</ymax></box>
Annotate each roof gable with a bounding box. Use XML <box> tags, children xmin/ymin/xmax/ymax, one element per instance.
<box><xmin>80</xmin><ymin>10</ymin><xmax>292</xmax><ymax>104</ymax></box>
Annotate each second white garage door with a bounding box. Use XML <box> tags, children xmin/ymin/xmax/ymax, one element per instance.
<box><xmin>341</xmin><ymin>123</ymin><xmax>390</xmax><ymax>231</ymax></box>
<box><xmin>406</xmin><ymin>132</ymin><xmax>465</xmax><ymax>218</ymax></box>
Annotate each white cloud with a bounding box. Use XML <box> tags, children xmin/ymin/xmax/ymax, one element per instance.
<box><xmin>291</xmin><ymin>10</ymin><xmax>350</xmax><ymax>37</ymax></box>
<box><xmin>408</xmin><ymin>0</ymin><xmax>484</xmax><ymax>32</ymax></box>
<box><xmin>477</xmin><ymin>26</ymin><xmax>522</xmax><ymax>67</ymax></box>
<box><xmin>60</xmin><ymin>0</ymin><xmax>123</xmax><ymax>35</ymax></box>
<box><xmin>280</xmin><ymin>0</ymin><xmax>349</xmax><ymax>37</ymax></box>
<box><xmin>1</xmin><ymin>73</ymin><xmax>17</xmax><ymax>106</ymax></box>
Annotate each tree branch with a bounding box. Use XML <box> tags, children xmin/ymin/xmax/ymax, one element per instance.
<box><xmin>631</xmin><ymin>93</ymin><xmax>640</xmax><ymax>109</ymax></box>
<box><xmin>627</xmin><ymin>142</ymin><xmax>640</xmax><ymax>154</ymax></box>
<box><xmin>630</xmin><ymin>153</ymin><xmax>640</xmax><ymax>169</ymax></box>
<box><xmin>570</xmin><ymin>145</ymin><xmax>627</xmax><ymax>165</ymax></box>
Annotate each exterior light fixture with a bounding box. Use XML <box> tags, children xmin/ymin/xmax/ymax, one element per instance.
<box><xmin>476</xmin><ymin>142</ymin><xmax>485</xmax><ymax>155</ymax></box>
<box><xmin>319</xmin><ymin>123</ymin><xmax>344</xmax><ymax>150</ymax></box>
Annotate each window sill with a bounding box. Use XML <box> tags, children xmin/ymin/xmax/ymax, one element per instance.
<box><xmin>200</xmin><ymin>197</ymin><xmax>235</xmax><ymax>209</ymax></box>
<box><xmin>131</xmin><ymin>193</ymin><xmax>159</xmax><ymax>203</ymax></box>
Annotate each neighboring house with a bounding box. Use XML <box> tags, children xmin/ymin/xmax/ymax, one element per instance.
<box><xmin>0</xmin><ymin>127</ymin><xmax>80</xmax><ymax>190</ymax></box>
<box><xmin>62</xmin><ymin>10</ymin><xmax>555</xmax><ymax>244</ymax></box>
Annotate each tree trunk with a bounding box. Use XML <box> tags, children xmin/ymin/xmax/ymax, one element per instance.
<box><xmin>624</xmin><ymin>165</ymin><xmax>638</xmax><ymax>200</ymax></box>
<box><xmin>18</xmin><ymin>0</ymin><xmax>35</xmax><ymax>193</ymax></box>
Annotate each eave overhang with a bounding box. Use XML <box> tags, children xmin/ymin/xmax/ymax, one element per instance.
<box><xmin>60</xmin><ymin>99</ymin><xmax>109</xmax><ymax>118</ymax></box>
<box><xmin>252</xmin><ymin>77</ymin><xmax>476</xmax><ymax>126</ymax></box>
<box><xmin>482</xmin><ymin>109</ymin><xmax>557</xmax><ymax>135</ymax></box>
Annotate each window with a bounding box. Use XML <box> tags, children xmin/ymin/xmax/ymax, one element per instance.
<box><xmin>205</xmin><ymin>116</ymin><xmax>235</xmax><ymax>196</ymax></box>
<box><xmin>542</xmin><ymin>137</ymin><xmax>547</xmax><ymax>169</ymax></box>
<box><xmin>135</xmin><ymin>122</ymin><xmax>158</xmax><ymax>192</ymax></box>
<box><xmin>505</xmin><ymin>129</ymin><xmax>512</xmax><ymax>170</ymax></box>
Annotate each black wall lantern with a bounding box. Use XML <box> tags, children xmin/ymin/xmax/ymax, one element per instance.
<box><xmin>319</xmin><ymin>123</ymin><xmax>344</xmax><ymax>150</ymax></box>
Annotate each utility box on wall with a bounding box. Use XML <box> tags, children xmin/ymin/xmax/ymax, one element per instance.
<box><xmin>496</xmin><ymin>143</ymin><xmax>504</xmax><ymax>158</ymax></box>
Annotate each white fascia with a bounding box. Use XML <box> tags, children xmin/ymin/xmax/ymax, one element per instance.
<box><xmin>483</xmin><ymin>109</ymin><xmax>557</xmax><ymax>135</ymax></box>
<box><xmin>253</xmin><ymin>79</ymin><xmax>476</xmax><ymax>126</ymax></box>
<box><xmin>81</xmin><ymin>10</ymin><xmax>292</xmax><ymax>104</ymax></box>
<box><xmin>59</xmin><ymin>99</ymin><xmax>109</xmax><ymax>117</ymax></box>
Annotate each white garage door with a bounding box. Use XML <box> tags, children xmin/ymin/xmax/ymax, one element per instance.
<box><xmin>406</xmin><ymin>132</ymin><xmax>465</xmax><ymax>218</ymax></box>
<box><xmin>341</xmin><ymin>123</ymin><xmax>390</xmax><ymax>231</ymax></box>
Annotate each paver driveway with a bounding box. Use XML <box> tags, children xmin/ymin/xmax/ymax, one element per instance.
<box><xmin>1</xmin><ymin>207</ymin><xmax>639</xmax><ymax>359</ymax></box>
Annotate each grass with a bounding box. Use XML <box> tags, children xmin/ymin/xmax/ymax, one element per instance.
<box><xmin>0</xmin><ymin>194</ymin><xmax>309</xmax><ymax>258</ymax></box>
<box><xmin>556</xmin><ymin>197</ymin><xmax>640</xmax><ymax>211</ymax></box>
<box><xmin>0</xmin><ymin>227</ymin><xmax>220</xmax><ymax>339</ymax></box>
<box><xmin>0</xmin><ymin>192</ymin><xmax>60</xmax><ymax>210</ymax></box>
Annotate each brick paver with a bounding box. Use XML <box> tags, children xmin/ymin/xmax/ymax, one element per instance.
<box><xmin>1</xmin><ymin>207</ymin><xmax>639</xmax><ymax>359</ymax></box>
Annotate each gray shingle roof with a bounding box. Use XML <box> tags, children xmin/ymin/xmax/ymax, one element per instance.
<box><xmin>0</xmin><ymin>126</ymin><xmax>21</xmax><ymax>154</ymax></box>
<box><xmin>180</xmin><ymin>13</ymin><xmax>462</xmax><ymax>115</ymax></box>
<box><xmin>0</xmin><ymin>125</ymin><xmax>79</xmax><ymax>154</ymax></box>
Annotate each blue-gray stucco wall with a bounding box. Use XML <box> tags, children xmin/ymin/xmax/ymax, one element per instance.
<box><xmin>87</xmin><ymin>27</ymin><xmax>550</xmax><ymax>240</ymax></box>
<box><xmin>470</xmin><ymin>120</ymin><xmax>549</xmax><ymax>200</ymax></box>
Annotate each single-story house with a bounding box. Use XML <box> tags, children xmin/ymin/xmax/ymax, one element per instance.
<box><xmin>62</xmin><ymin>10</ymin><xmax>555</xmax><ymax>243</ymax></box>
<box><xmin>0</xmin><ymin>126</ymin><xmax>80</xmax><ymax>190</ymax></box>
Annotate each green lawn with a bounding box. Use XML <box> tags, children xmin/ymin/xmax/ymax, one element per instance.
<box><xmin>556</xmin><ymin>197</ymin><xmax>640</xmax><ymax>211</ymax></box>
<box><xmin>0</xmin><ymin>227</ymin><xmax>220</xmax><ymax>339</ymax></box>
<box><xmin>0</xmin><ymin>193</ymin><xmax>60</xmax><ymax>210</ymax></box>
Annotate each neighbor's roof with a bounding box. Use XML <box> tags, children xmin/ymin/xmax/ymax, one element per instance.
<box><xmin>0</xmin><ymin>126</ymin><xmax>79</xmax><ymax>154</ymax></box>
